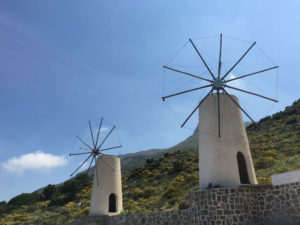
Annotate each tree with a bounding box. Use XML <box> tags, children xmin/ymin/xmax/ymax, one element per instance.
<box><xmin>74</xmin><ymin>173</ymin><xmax>92</xmax><ymax>189</ymax></box>
<box><xmin>0</xmin><ymin>201</ymin><xmax>7</xmax><ymax>215</ymax></box>
<box><xmin>42</xmin><ymin>184</ymin><xmax>57</xmax><ymax>201</ymax></box>
<box><xmin>7</xmin><ymin>192</ymin><xmax>40</xmax><ymax>212</ymax></box>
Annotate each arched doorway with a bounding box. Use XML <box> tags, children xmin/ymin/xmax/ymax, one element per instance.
<box><xmin>109</xmin><ymin>193</ymin><xmax>117</xmax><ymax>212</ymax></box>
<box><xmin>237</xmin><ymin>152</ymin><xmax>250</xmax><ymax>184</ymax></box>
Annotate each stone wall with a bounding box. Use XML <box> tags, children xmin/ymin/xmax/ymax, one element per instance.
<box><xmin>255</xmin><ymin>182</ymin><xmax>300</xmax><ymax>225</ymax></box>
<box><xmin>188</xmin><ymin>185</ymin><xmax>259</xmax><ymax>224</ymax></box>
<box><xmin>109</xmin><ymin>209</ymin><xmax>190</xmax><ymax>225</ymax></box>
<box><xmin>70</xmin><ymin>182</ymin><xmax>300</xmax><ymax>225</ymax></box>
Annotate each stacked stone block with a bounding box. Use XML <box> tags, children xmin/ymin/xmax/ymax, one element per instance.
<box><xmin>70</xmin><ymin>182</ymin><xmax>300</xmax><ymax>225</ymax></box>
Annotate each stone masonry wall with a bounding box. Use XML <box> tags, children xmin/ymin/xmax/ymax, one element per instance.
<box><xmin>255</xmin><ymin>182</ymin><xmax>300</xmax><ymax>225</ymax></box>
<box><xmin>188</xmin><ymin>186</ymin><xmax>259</xmax><ymax>224</ymax></box>
<box><xmin>70</xmin><ymin>182</ymin><xmax>300</xmax><ymax>225</ymax></box>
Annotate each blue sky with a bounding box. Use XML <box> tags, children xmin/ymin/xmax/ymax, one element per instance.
<box><xmin>0</xmin><ymin>0</ymin><xmax>299</xmax><ymax>201</ymax></box>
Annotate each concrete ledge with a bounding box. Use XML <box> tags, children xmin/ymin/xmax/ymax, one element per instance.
<box><xmin>271</xmin><ymin>169</ymin><xmax>300</xmax><ymax>185</ymax></box>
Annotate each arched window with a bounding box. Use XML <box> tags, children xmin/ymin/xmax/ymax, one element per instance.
<box><xmin>237</xmin><ymin>152</ymin><xmax>250</xmax><ymax>184</ymax></box>
<box><xmin>109</xmin><ymin>193</ymin><xmax>117</xmax><ymax>212</ymax></box>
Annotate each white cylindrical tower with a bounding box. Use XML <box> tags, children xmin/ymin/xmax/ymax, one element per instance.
<box><xmin>90</xmin><ymin>155</ymin><xmax>123</xmax><ymax>216</ymax></box>
<box><xmin>198</xmin><ymin>94</ymin><xmax>257</xmax><ymax>189</ymax></box>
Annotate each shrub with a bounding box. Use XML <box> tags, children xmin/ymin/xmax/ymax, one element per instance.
<box><xmin>169</xmin><ymin>161</ymin><xmax>184</xmax><ymax>174</ymax></box>
<box><xmin>255</xmin><ymin>156</ymin><xmax>276</xmax><ymax>169</ymax></box>
<box><xmin>260</xmin><ymin>116</ymin><xmax>271</xmax><ymax>123</ymax></box>
<box><xmin>174</xmin><ymin>175</ymin><xmax>185</xmax><ymax>183</ymax></box>
<box><xmin>49</xmin><ymin>193</ymin><xmax>68</xmax><ymax>206</ymax></box>
<box><xmin>263</xmin><ymin>150</ymin><xmax>277</xmax><ymax>157</ymax></box>
<box><xmin>163</xmin><ymin>186</ymin><xmax>183</xmax><ymax>200</ymax></box>
<box><xmin>80</xmin><ymin>207</ymin><xmax>90</xmax><ymax>216</ymax></box>
<box><xmin>142</xmin><ymin>169</ymin><xmax>152</xmax><ymax>177</ymax></box>
<box><xmin>272</xmin><ymin>112</ymin><xmax>283</xmax><ymax>120</ymax></box>
<box><xmin>178</xmin><ymin>201</ymin><xmax>189</xmax><ymax>210</ymax></box>
<box><xmin>285</xmin><ymin>118</ymin><xmax>297</xmax><ymax>125</ymax></box>
<box><xmin>7</xmin><ymin>192</ymin><xmax>41</xmax><ymax>211</ymax></box>
<box><xmin>128</xmin><ymin>168</ymin><xmax>141</xmax><ymax>180</ymax></box>
<box><xmin>0</xmin><ymin>201</ymin><xmax>7</xmax><ymax>215</ymax></box>
<box><xmin>146</xmin><ymin>158</ymin><xmax>154</xmax><ymax>164</ymax></box>
<box><xmin>167</xmin><ymin>198</ymin><xmax>180</xmax><ymax>206</ymax></box>
<box><xmin>60</xmin><ymin>180</ymin><xmax>80</xmax><ymax>198</ymax></box>
<box><xmin>141</xmin><ymin>187</ymin><xmax>156</xmax><ymax>199</ymax></box>
<box><xmin>257</xmin><ymin>176</ymin><xmax>271</xmax><ymax>184</ymax></box>
<box><xmin>42</xmin><ymin>184</ymin><xmax>58</xmax><ymax>201</ymax></box>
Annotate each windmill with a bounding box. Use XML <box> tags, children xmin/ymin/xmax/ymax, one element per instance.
<box><xmin>162</xmin><ymin>34</ymin><xmax>279</xmax><ymax>189</ymax></box>
<box><xmin>69</xmin><ymin>117</ymin><xmax>123</xmax><ymax>215</ymax></box>
<box><xmin>162</xmin><ymin>34</ymin><xmax>279</xmax><ymax>137</ymax></box>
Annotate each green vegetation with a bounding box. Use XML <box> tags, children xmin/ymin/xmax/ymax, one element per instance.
<box><xmin>122</xmin><ymin>150</ymin><xmax>198</xmax><ymax>213</ymax></box>
<box><xmin>0</xmin><ymin>173</ymin><xmax>92</xmax><ymax>224</ymax></box>
<box><xmin>248</xmin><ymin>99</ymin><xmax>300</xmax><ymax>183</ymax></box>
<box><xmin>1</xmin><ymin>99</ymin><xmax>300</xmax><ymax>224</ymax></box>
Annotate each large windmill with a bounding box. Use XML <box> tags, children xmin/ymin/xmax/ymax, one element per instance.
<box><xmin>70</xmin><ymin>118</ymin><xmax>123</xmax><ymax>215</ymax></box>
<box><xmin>162</xmin><ymin>34</ymin><xmax>278</xmax><ymax>137</ymax></box>
<box><xmin>162</xmin><ymin>34</ymin><xmax>279</xmax><ymax>189</ymax></box>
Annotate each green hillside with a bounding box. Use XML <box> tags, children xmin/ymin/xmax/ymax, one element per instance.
<box><xmin>120</xmin><ymin>128</ymin><xmax>198</xmax><ymax>172</ymax></box>
<box><xmin>248</xmin><ymin>99</ymin><xmax>300</xmax><ymax>183</ymax></box>
<box><xmin>1</xmin><ymin>99</ymin><xmax>300</xmax><ymax>224</ymax></box>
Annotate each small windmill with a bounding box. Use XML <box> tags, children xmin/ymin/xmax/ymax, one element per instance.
<box><xmin>69</xmin><ymin>117</ymin><xmax>121</xmax><ymax>184</ymax></box>
<box><xmin>162</xmin><ymin>34</ymin><xmax>279</xmax><ymax>188</ymax></box>
<box><xmin>162</xmin><ymin>34</ymin><xmax>279</xmax><ymax>137</ymax></box>
<box><xmin>70</xmin><ymin>118</ymin><xmax>123</xmax><ymax>215</ymax></box>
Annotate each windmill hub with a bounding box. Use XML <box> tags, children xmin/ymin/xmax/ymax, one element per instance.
<box><xmin>213</xmin><ymin>78</ymin><xmax>224</xmax><ymax>89</ymax></box>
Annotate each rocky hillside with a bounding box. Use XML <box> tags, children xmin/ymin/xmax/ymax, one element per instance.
<box><xmin>1</xmin><ymin>98</ymin><xmax>300</xmax><ymax>224</ymax></box>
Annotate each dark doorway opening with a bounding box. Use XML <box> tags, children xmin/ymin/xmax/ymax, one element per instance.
<box><xmin>237</xmin><ymin>152</ymin><xmax>250</xmax><ymax>184</ymax></box>
<box><xmin>109</xmin><ymin>193</ymin><xmax>117</xmax><ymax>212</ymax></box>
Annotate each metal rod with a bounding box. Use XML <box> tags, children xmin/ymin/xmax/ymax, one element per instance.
<box><xmin>69</xmin><ymin>152</ymin><xmax>92</xmax><ymax>156</ymax></box>
<box><xmin>221</xmin><ymin>42</ymin><xmax>256</xmax><ymax>80</ymax></box>
<box><xmin>224</xmin><ymin>66</ymin><xmax>279</xmax><ymax>83</ymax></box>
<box><xmin>189</xmin><ymin>38</ymin><xmax>216</xmax><ymax>80</ymax></box>
<box><xmin>162</xmin><ymin>84</ymin><xmax>212</xmax><ymax>101</ymax></box>
<box><xmin>181</xmin><ymin>88</ymin><xmax>213</xmax><ymax>127</ymax></box>
<box><xmin>224</xmin><ymin>85</ymin><xmax>278</xmax><ymax>102</ymax></box>
<box><xmin>94</xmin><ymin>156</ymin><xmax>99</xmax><ymax>186</ymax></box>
<box><xmin>76</xmin><ymin>136</ymin><xmax>93</xmax><ymax>150</ymax></box>
<box><xmin>87</xmin><ymin>155</ymin><xmax>95</xmax><ymax>174</ymax></box>
<box><xmin>218</xmin><ymin>33</ymin><xmax>222</xmax><ymax>79</ymax></box>
<box><xmin>162</xmin><ymin>66</ymin><xmax>212</xmax><ymax>82</ymax></box>
<box><xmin>100</xmin><ymin>145</ymin><xmax>122</xmax><ymax>152</ymax></box>
<box><xmin>217</xmin><ymin>89</ymin><xmax>221</xmax><ymax>138</ymax></box>
<box><xmin>80</xmin><ymin>147</ymin><xmax>91</xmax><ymax>151</ymax></box>
<box><xmin>97</xmin><ymin>126</ymin><xmax>116</xmax><ymax>150</ymax></box>
<box><xmin>95</xmin><ymin>117</ymin><xmax>103</xmax><ymax>147</ymax></box>
<box><xmin>70</xmin><ymin>153</ymin><xmax>93</xmax><ymax>177</ymax></box>
<box><xmin>222</xmin><ymin>88</ymin><xmax>255</xmax><ymax>123</ymax></box>
<box><xmin>89</xmin><ymin>121</ymin><xmax>96</xmax><ymax>147</ymax></box>
<box><xmin>100</xmin><ymin>156</ymin><xmax>115</xmax><ymax>171</ymax></box>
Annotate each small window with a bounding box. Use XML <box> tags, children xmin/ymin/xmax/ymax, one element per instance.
<box><xmin>109</xmin><ymin>193</ymin><xmax>117</xmax><ymax>212</ymax></box>
<box><xmin>237</xmin><ymin>152</ymin><xmax>250</xmax><ymax>184</ymax></box>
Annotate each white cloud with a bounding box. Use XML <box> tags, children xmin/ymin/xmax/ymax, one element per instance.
<box><xmin>227</xmin><ymin>73</ymin><xmax>246</xmax><ymax>89</ymax></box>
<box><xmin>100</xmin><ymin>127</ymin><xmax>109</xmax><ymax>132</ymax></box>
<box><xmin>90</xmin><ymin>126</ymin><xmax>108</xmax><ymax>136</ymax></box>
<box><xmin>2</xmin><ymin>151</ymin><xmax>68</xmax><ymax>174</ymax></box>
